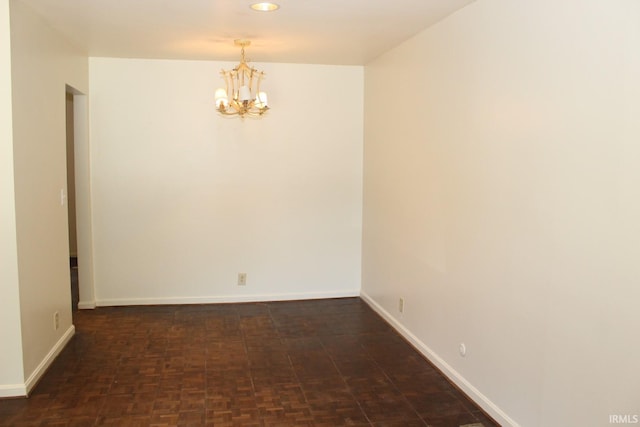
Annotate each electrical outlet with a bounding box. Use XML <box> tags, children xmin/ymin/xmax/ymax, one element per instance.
<box><xmin>237</xmin><ymin>273</ymin><xmax>247</xmax><ymax>286</ymax></box>
<box><xmin>398</xmin><ymin>297</ymin><xmax>404</xmax><ymax>313</ymax></box>
<box><xmin>53</xmin><ymin>312</ymin><xmax>60</xmax><ymax>330</ymax></box>
<box><xmin>459</xmin><ymin>343</ymin><xmax>467</xmax><ymax>357</ymax></box>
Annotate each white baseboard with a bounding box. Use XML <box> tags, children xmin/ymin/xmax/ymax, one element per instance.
<box><xmin>77</xmin><ymin>300</ymin><xmax>96</xmax><ymax>309</ymax></box>
<box><xmin>360</xmin><ymin>291</ymin><xmax>518</xmax><ymax>427</ymax></box>
<box><xmin>0</xmin><ymin>325</ymin><xmax>75</xmax><ymax>398</ymax></box>
<box><xmin>0</xmin><ymin>383</ymin><xmax>27</xmax><ymax>398</ymax></box>
<box><xmin>24</xmin><ymin>325</ymin><xmax>75</xmax><ymax>396</ymax></box>
<box><xmin>95</xmin><ymin>290</ymin><xmax>360</xmax><ymax>307</ymax></box>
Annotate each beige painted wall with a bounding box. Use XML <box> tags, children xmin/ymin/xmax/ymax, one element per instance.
<box><xmin>0</xmin><ymin>0</ymin><xmax>25</xmax><ymax>394</ymax></box>
<box><xmin>89</xmin><ymin>58</ymin><xmax>363</xmax><ymax>305</ymax></box>
<box><xmin>9</xmin><ymin>0</ymin><xmax>88</xmax><ymax>387</ymax></box>
<box><xmin>362</xmin><ymin>0</ymin><xmax>640</xmax><ymax>425</ymax></box>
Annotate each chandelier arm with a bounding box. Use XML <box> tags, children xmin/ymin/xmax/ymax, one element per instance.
<box><xmin>218</xmin><ymin>107</ymin><xmax>265</xmax><ymax>118</ymax></box>
<box><xmin>256</xmin><ymin>73</ymin><xmax>263</xmax><ymax>96</ymax></box>
<box><xmin>228</xmin><ymin>72</ymin><xmax>236</xmax><ymax>102</ymax></box>
<box><xmin>224</xmin><ymin>72</ymin><xmax>231</xmax><ymax>103</ymax></box>
<box><xmin>248</xmin><ymin>70</ymin><xmax>254</xmax><ymax>99</ymax></box>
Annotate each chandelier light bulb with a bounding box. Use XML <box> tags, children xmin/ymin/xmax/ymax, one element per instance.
<box><xmin>255</xmin><ymin>92</ymin><xmax>268</xmax><ymax>109</ymax></box>
<box><xmin>214</xmin><ymin>88</ymin><xmax>229</xmax><ymax>108</ymax></box>
<box><xmin>238</xmin><ymin>85</ymin><xmax>251</xmax><ymax>102</ymax></box>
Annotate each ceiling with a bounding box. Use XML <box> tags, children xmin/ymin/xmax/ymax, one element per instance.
<box><xmin>18</xmin><ymin>0</ymin><xmax>475</xmax><ymax>65</ymax></box>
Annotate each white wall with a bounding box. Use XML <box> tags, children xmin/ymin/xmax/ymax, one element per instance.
<box><xmin>362</xmin><ymin>1</ymin><xmax>640</xmax><ymax>426</ymax></box>
<box><xmin>9</xmin><ymin>0</ymin><xmax>88</xmax><ymax>392</ymax></box>
<box><xmin>0</xmin><ymin>0</ymin><xmax>25</xmax><ymax>396</ymax></box>
<box><xmin>71</xmin><ymin>92</ymin><xmax>95</xmax><ymax>309</ymax></box>
<box><xmin>89</xmin><ymin>58</ymin><xmax>363</xmax><ymax>305</ymax></box>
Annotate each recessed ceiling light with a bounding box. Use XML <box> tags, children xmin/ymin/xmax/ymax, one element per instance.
<box><xmin>250</xmin><ymin>2</ymin><xmax>280</xmax><ymax>12</ymax></box>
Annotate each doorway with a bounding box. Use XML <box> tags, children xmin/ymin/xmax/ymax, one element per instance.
<box><xmin>65</xmin><ymin>85</ymin><xmax>95</xmax><ymax>310</ymax></box>
<box><xmin>65</xmin><ymin>90</ymin><xmax>79</xmax><ymax>310</ymax></box>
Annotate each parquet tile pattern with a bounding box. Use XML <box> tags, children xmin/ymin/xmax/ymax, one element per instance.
<box><xmin>0</xmin><ymin>298</ymin><xmax>499</xmax><ymax>426</ymax></box>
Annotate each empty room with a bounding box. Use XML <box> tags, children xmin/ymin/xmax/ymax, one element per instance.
<box><xmin>1</xmin><ymin>0</ymin><xmax>639</xmax><ymax>426</ymax></box>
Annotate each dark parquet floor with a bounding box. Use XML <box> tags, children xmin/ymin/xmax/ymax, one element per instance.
<box><xmin>0</xmin><ymin>297</ymin><xmax>499</xmax><ymax>426</ymax></box>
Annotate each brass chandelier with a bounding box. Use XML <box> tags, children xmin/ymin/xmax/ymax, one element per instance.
<box><xmin>215</xmin><ymin>40</ymin><xmax>269</xmax><ymax>118</ymax></box>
